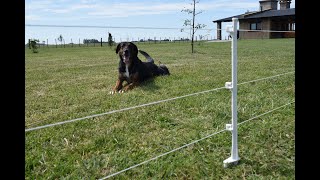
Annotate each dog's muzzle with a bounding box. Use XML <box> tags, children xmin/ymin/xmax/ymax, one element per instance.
<box><xmin>122</xmin><ymin>50</ymin><xmax>130</xmax><ymax>64</ymax></box>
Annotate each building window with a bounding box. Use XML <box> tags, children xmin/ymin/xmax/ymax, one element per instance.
<box><xmin>250</xmin><ymin>23</ymin><xmax>256</xmax><ymax>30</ymax></box>
<box><xmin>293</xmin><ymin>23</ymin><xmax>295</xmax><ymax>31</ymax></box>
<box><xmin>289</xmin><ymin>23</ymin><xmax>295</xmax><ymax>31</ymax></box>
<box><xmin>250</xmin><ymin>22</ymin><xmax>262</xmax><ymax>30</ymax></box>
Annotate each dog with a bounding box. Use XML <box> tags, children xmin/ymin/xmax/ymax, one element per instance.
<box><xmin>110</xmin><ymin>42</ymin><xmax>170</xmax><ymax>94</ymax></box>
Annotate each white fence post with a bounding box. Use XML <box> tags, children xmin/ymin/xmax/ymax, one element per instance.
<box><xmin>224</xmin><ymin>17</ymin><xmax>240</xmax><ymax>168</ymax></box>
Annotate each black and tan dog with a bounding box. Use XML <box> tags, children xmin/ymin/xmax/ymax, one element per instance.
<box><xmin>110</xmin><ymin>42</ymin><xmax>169</xmax><ymax>94</ymax></box>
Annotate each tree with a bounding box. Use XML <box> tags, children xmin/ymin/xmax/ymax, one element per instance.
<box><xmin>30</xmin><ymin>39</ymin><xmax>39</xmax><ymax>53</ymax></box>
<box><xmin>108</xmin><ymin>33</ymin><xmax>114</xmax><ymax>47</ymax></box>
<box><xmin>57</xmin><ymin>34</ymin><xmax>63</xmax><ymax>45</ymax></box>
<box><xmin>83</xmin><ymin>39</ymin><xmax>99</xmax><ymax>44</ymax></box>
<box><xmin>181</xmin><ymin>0</ymin><xmax>206</xmax><ymax>53</ymax></box>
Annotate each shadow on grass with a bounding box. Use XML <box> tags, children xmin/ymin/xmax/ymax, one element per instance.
<box><xmin>138</xmin><ymin>78</ymin><xmax>160</xmax><ymax>91</ymax></box>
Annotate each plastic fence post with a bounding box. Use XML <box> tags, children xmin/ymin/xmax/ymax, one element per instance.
<box><xmin>223</xmin><ymin>17</ymin><xmax>240</xmax><ymax>168</ymax></box>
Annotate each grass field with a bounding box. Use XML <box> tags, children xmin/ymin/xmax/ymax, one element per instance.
<box><xmin>25</xmin><ymin>38</ymin><xmax>295</xmax><ymax>179</ymax></box>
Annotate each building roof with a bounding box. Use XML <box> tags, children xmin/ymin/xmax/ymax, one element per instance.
<box><xmin>213</xmin><ymin>8</ymin><xmax>295</xmax><ymax>22</ymax></box>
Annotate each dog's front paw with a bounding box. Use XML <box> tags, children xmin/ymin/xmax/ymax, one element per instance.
<box><xmin>109</xmin><ymin>90</ymin><xmax>119</xmax><ymax>95</ymax></box>
<box><xmin>109</xmin><ymin>89</ymin><xmax>125</xmax><ymax>94</ymax></box>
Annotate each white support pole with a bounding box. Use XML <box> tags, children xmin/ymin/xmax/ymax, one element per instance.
<box><xmin>224</xmin><ymin>18</ymin><xmax>240</xmax><ymax>168</ymax></box>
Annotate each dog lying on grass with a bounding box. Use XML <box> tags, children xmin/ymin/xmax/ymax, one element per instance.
<box><xmin>110</xmin><ymin>42</ymin><xmax>170</xmax><ymax>94</ymax></box>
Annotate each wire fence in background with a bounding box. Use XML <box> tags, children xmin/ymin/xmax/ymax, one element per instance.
<box><xmin>26</xmin><ymin>36</ymin><xmax>205</xmax><ymax>49</ymax></box>
<box><xmin>25</xmin><ymin>24</ymin><xmax>295</xmax><ymax>49</ymax></box>
<box><xmin>25</xmin><ymin>24</ymin><xmax>216</xmax><ymax>47</ymax></box>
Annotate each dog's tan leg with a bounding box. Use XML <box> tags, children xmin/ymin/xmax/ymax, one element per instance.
<box><xmin>114</xmin><ymin>79</ymin><xmax>123</xmax><ymax>91</ymax></box>
<box><xmin>123</xmin><ymin>73</ymin><xmax>139</xmax><ymax>92</ymax></box>
<box><xmin>123</xmin><ymin>82</ymin><xmax>138</xmax><ymax>91</ymax></box>
<box><xmin>110</xmin><ymin>75</ymin><xmax>125</xmax><ymax>94</ymax></box>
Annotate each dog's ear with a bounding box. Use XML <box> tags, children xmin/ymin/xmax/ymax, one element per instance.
<box><xmin>130</xmin><ymin>42</ymin><xmax>138</xmax><ymax>57</ymax></box>
<box><xmin>115</xmin><ymin>43</ymin><xmax>122</xmax><ymax>54</ymax></box>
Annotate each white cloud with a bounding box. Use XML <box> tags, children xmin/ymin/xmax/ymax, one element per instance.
<box><xmin>198</xmin><ymin>2</ymin><xmax>257</xmax><ymax>10</ymax></box>
<box><xmin>25</xmin><ymin>0</ymin><xmax>55</xmax><ymax>11</ymax></box>
<box><xmin>87</xmin><ymin>2</ymin><xmax>184</xmax><ymax>17</ymax></box>
<box><xmin>80</xmin><ymin>0</ymin><xmax>97</xmax><ymax>3</ymax></box>
<box><xmin>25</xmin><ymin>15</ymin><xmax>41</xmax><ymax>21</ymax></box>
<box><xmin>26</xmin><ymin>0</ymin><xmax>96</xmax><ymax>14</ymax></box>
<box><xmin>71</xmin><ymin>4</ymin><xmax>98</xmax><ymax>10</ymax></box>
<box><xmin>41</xmin><ymin>4</ymin><xmax>98</xmax><ymax>14</ymax></box>
<box><xmin>86</xmin><ymin>1</ymin><xmax>259</xmax><ymax>18</ymax></box>
<box><xmin>25</xmin><ymin>0</ymin><xmax>289</xmax><ymax>20</ymax></box>
<box><xmin>45</xmin><ymin>8</ymin><xmax>71</xmax><ymax>13</ymax></box>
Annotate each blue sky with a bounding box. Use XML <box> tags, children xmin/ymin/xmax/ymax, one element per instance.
<box><xmin>25</xmin><ymin>0</ymin><xmax>295</xmax><ymax>44</ymax></box>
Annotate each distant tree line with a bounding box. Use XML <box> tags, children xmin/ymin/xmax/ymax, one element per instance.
<box><xmin>83</xmin><ymin>39</ymin><xmax>100</xmax><ymax>44</ymax></box>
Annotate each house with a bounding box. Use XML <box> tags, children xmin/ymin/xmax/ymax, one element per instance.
<box><xmin>213</xmin><ymin>0</ymin><xmax>295</xmax><ymax>39</ymax></box>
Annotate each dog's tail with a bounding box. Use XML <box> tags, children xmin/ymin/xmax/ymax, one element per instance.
<box><xmin>138</xmin><ymin>49</ymin><xmax>154</xmax><ymax>63</ymax></box>
<box><xmin>139</xmin><ymin>49</ymin><xmax>169</xmax><ymax>75</ymax></box>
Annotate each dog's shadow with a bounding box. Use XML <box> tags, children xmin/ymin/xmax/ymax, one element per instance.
<box><xmin>136</xmin><ymin>78</ymin><xmax>160</xmax><ymax>91</ymax></box>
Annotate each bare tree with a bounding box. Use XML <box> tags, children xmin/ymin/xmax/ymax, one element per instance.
<box><xmin>181</xmin><ymin>0</ymin><xmax>206</xmax><ymax>53</ymax></box>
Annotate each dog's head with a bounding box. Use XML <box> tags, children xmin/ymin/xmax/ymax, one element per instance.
<box><xmin>116</xmin><ymin>42</ymin><xmax>138</xmax><ymax>66</ymax></box>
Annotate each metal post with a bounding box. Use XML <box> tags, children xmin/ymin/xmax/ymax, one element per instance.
<box><xmin>224</xmin><ymin>18</ymin><xmax>240</xmax><ymax>168</ymax></box>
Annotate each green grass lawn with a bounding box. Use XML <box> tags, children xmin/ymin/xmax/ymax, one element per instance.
<box><xmin>25</xmin><ymin>38</ymin><xmax>295</xmax><ymax>179</ymax></box>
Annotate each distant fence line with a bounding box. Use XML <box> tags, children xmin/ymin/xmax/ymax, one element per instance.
<box><xmin>26</xmin><ymin>36</ymin><xmax>218</xmax><ymax>49</ymax></box>
<box><xmin>25</xmin><ymin>24</ymin><xmax>221</xmax><ymax>48</ymax></box>
<box><xmin>26</xmin><ymin>24</ymin><xmax>295</xmax><ymax>49</ymax></box>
